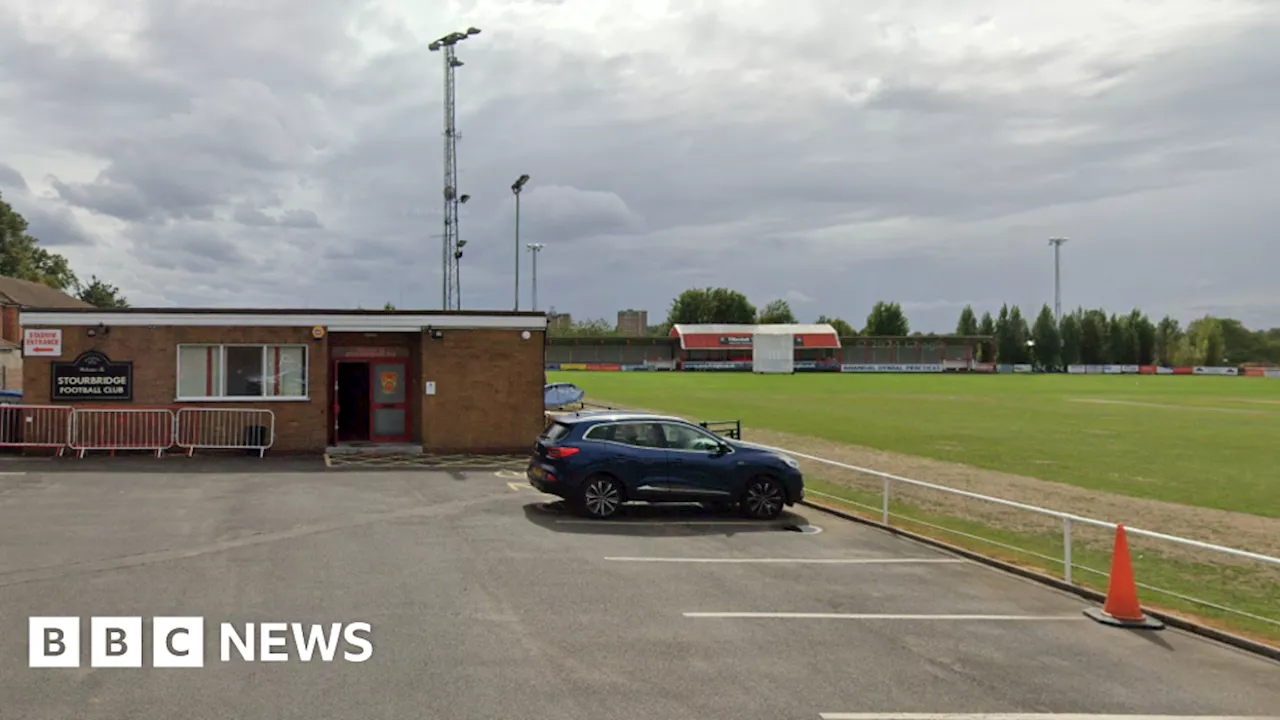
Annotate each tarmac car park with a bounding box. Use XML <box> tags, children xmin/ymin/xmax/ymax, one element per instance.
<box><xmin>1</xmin><ymin>456</ymin><xmax>1277</xmax><ymax>719</ymax></box>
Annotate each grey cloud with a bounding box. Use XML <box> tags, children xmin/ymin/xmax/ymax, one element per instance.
<box><xmin>233</xmin><ymin>206</ymin><xmax>278</xmax><ymax>227</ymax></box>
<box><xmin>2</xmin><ymin>0</ymin><xmax>1278</xmax><ymax>330</ymax></box>
<box><xmin>20</xmin><ymin>203</ymin><xmax>97</xmax><ymax>247</ymax></box>
<box><xmin>0</xmin><ymin>164</ymin><xmax>27</xmax><ymax>190</ymax></box>
<box><xmin>233</xmin><ymin>206</ymin><xmax>324</xmax><ymax>229</ymax></box>
<box><xmin>51</xmin><ymin>178</ymin><xmax>154</xmax><ymax>222</ymax></box>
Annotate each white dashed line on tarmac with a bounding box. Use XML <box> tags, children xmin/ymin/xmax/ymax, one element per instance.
<box><xmin>606</xmin><ymin>557</ymin><xmax>964</xmax><ymax>564</ymax></box>
<box><xmin>684</xmin><ymin>612</ymin><xmax>1085</xmax><ymax>621</ymax></box>
<box><xmin>819</xmin><ymin>715</ymin><xmax>1280</xmax><ymax>720</ymax></box>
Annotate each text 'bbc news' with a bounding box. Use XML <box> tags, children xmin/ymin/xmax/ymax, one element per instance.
<box><xmin>29</xmin><ymin>617</ymin><xmax>373</xmax><ymax>668</ymax></box>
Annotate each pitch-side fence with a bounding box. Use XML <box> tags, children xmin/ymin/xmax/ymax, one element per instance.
<box><xmin>735</xmin><ymin>439</ymin><xmax>1280</xmax><ymax>638</ymax></box>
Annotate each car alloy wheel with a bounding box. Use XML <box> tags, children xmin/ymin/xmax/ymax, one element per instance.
<box><xmin>582</xmin><ymin>476</ymin><xmax>622</xmax><ymax>518</ymax></box>
<box><xmin>742</xmin><ymin>477</ymin><xmax>785</xmax><ymax>519</ymax></box>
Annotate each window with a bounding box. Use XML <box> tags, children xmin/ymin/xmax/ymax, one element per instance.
<box><xmin>583</xmin><ymin>423</ymin><xmax>617</xmax><ymax>442</ymax></box>
<box><xmin>177</xmin><ymin>345</ymin><xmax>308</xmax><ymax>400</ymax></box>
<box><xmin>660</xmin><ymin>423</ymin><xmax>723</xmax><ymax>452</ymax></box>
<box><xmin>611</xmin><ymin>422</ymin><xmax>664</xmax><ymax>449</ymax></box>
<box><xmin>541</xmin><ymin>422</ymin><xmax>573</xmax><ymax>443</ymax></box>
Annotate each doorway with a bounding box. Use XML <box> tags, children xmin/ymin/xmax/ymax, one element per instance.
<box><xmin>333</xmin><ymin>358</ymin><xmax>411</xmax><ymax>444</ymax></box>
<box><xmin>335</xmin><ymin>362</ymin><xmax>371</xmax><ymax>442</ymax></box>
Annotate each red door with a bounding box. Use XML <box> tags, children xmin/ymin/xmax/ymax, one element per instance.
<box><xmin>370</xmin><ymin>360</ymin><xmax>409</xmax><ymax>442</ymax></box>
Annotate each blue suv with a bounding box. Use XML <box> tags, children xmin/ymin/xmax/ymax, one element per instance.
<box><xmin>527</xmin><ymin>412</ymin><xmax>804</xmax><ymax>519</ymax></box>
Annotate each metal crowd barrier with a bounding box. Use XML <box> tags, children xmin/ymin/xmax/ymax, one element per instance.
<box><xmin>1</xmin><ymin>406</ymin><xmax>278</xmax><ymax>458</ymax></box>
<box><xmin>175</xmin><ymin>408</ymin><xmax>275</xmax><ymax>457</ymax></box>
<box><xmin>69</xmin><ymin>408</ymin><xmax>177</xmax><ymax>458</ymax></box>
<box><xmin>0</xmin><ymin>404</ymin><xmax>74</xmax><ymax>456</ymax></box>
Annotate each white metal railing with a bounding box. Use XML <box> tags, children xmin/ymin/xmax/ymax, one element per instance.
<box><xmin>175</xmin><ymin>408</ymin><xmax>275</xmax><ymax>457</ymax></box>
<box><xmin>0</xmin><ymin>404</ymin><xmax>73</xmax><ymax>455</ymax></box>
<box><xmin>739</xmin><ymin>440</ymin><xmax>1280</xmax><ymax>633</ymax></box>
<box><xmin>68</xmin><ymin>408</ymin><xmax>177</xmax><ymax>458</ymax></box>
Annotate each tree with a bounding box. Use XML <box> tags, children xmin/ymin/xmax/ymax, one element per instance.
<box><xmin>955</xmin><ymin>305</ymin><xmax>979</xmax><ymax>336</ymax></box>
<box><xmin>1108</xmin><ymin>313</ymin><xmax>1135</xmax><ymax>365</ymax></box>
<box><xmin>1188</xmin><ymin>316</ymin><xmax>1226</xmax><ymax>366</ymax></box>
<box><xmin>816</xmin><ymin>315</ymin><xmax>856</xmax><ymax>336</ymax></box>
<box><xmin>757</xmin><ymin>299</ymin><xmax>797</xmax><ymax>324</ymax></box>
<box><xmin>1009</xmin><ymin>306</ymin><xmax>1030</xmax><ymax>364</ymax></box>
<box><xmin>1129</xmin><ymin>309</ymin><xmax>1156</xmax><ymax>365</ymax></box>
<box><xmin>76</xmin><ymin>276</ymin><xmax>130</xmax><ymax>308</ymax></box>
<box><xmin>1217</xmin><ymin>318</ymin><xmax>1259</xmax><ymax>365</ymax></box>
<box><xmin>977</xmin><ymin>311</ymin><xmax>995</xmax><ymax>362</ymax></box>
<box><xmin>864</xmin><ymin>301</ymin><xmax>909</xmax><ymax>336</ymax></box>
<box><xmin>994</xmin><ymin>304</ymin><xmax>1013</xmax><ymax>363</ymax></box>
<box><xmin>1030</xmin><ymin>305</ymin><xmax>1062</xmax><ymax>369</ymax></box>
<box><xmin>551</xmin><ymin>318</ymin><xmax>617</xmax><ymax>337</ymax></box>
<box><xmin>666</xmin><ymin>288</ymin><xmax>756</xmax><ymax>326</ymax></box>
<box><xmin>1059</xmin><ymin>311</ymin><xmax>1082</xmax><ymax>366</ymax></box>
<box><xmin>1155</xmin><ymin>316</ymin><xmax>1182</xmax><ymax>366</ymax></box>
<box><xmin>383</xmin><ymin>302</ymin><xmax>396</xmax><ymax>310</ymax></box>
<box><xmin>1</xmin><ymin>192</ymin><xmax>80</xmax><ymax>291</ymax></box>
<box><xmin>1078</xmin><ymin>309</ymin><xmax>1110</xmax><ymax>364</ymax></box>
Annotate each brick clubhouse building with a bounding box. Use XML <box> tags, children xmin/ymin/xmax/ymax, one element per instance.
<box><xmin>18</xmin><ymin>308</ymin><xmax>547</xmax><ymax>455</ymax></box>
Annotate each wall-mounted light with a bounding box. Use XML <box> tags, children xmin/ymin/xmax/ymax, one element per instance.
<box><xmin>86</xmin><ymin>323</ymin><xmax>109</xmax><ymax>338</ymax></box>
<box><xmin>423</xmin><ymin>326</ymin><xmax>444</xmax><ymax>340</ymax></box>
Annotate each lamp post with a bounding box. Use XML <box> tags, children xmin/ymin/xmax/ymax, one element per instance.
<box><xmin>511</xmin><ymin>174</ymin><xmax>530</xmax><ymax>310</ymax></box>
<box><xmin>1048</xmin><ymin>237</ymin><xmax>1068</xmax><ymax>322</ymax></box>
<box><xmin>526</xmin><ymin>242</ymin><xmax>545</xmax><ymax>311</ymax></box>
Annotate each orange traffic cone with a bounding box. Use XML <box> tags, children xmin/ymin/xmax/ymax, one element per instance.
<box><xmin>1083</xmin><ymin>524</ymin><xmax>1164</xmax><ymax>629</ymax></box>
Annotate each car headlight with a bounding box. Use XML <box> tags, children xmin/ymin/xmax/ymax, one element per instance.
<box><xmin>779</xmin><ymin>455</ymin><xmax>800</xmax><ymax>470</ymax></box>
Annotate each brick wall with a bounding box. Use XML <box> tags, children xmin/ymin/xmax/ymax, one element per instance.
<box><xmin>22</xmin><ymin>325</ymin><xmax>328</xmax><ymax>452</ymax></box>
<box><xmin>0</xmin><ymin>347</ymin><xmax>20</xmax><ymax>391</ymax></box>
<box><xmin>20</xmin><ymin>323</ymin><xmax>546</xmax><ymax>454</ymax></box>
<box><xmin>1</xmin><ymin>306</ymin><xmax>19</xmax><ymax>343</ymax></box>
<box><xmin>421</xmin><ymin>328</ymin><xmax>545</xmax><ymax>453</ymax></box>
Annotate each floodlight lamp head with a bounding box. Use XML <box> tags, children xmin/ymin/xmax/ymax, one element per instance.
<box><xmin>459</xmin><ymin>194</ymin><xmax>470</xmax><ymax>204</ymax></box>
<box><xmin>450</xmin><ymin>58</ymin><xmax>464</xmax><ymax>68</ymax></box>
<box><xmin>466</xmin><ymin>27</ymin><xmax>481</xmax><ymax>35</ymax></box>
<box><xmin>429</xmin><ymin>41</ymin><xmax>441</xmax><ymax>51</ymax></box>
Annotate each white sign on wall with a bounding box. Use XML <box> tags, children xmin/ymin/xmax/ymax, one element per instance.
<box><xmin>424</xmin><ymin>381</ymin><xmax>436</xmax><ymax>396</ymax></box>
<box><xmin>23</xmin><ymin>329</ymin><xmax>63</xmax><ymax>357</ymax></box>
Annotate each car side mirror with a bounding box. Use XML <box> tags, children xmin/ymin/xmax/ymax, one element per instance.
<box><xmin>712</xmin><ymin>443</ymin><xmax>730</xmax><ymax>456</ymax></box>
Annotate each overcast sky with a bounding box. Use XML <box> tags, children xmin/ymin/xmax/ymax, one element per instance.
<box><xmin>1</xmin><ymin>0</ymin><xmax>1277</xmax><ymax>332</ymax></box>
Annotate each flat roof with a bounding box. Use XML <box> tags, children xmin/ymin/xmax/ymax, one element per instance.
<box><xmin>20</xmin><ymin>308</ymin><xmax>547</xmax><ymax>331</ymax></box>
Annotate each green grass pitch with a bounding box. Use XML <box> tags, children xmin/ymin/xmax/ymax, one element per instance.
<box><xmin>547</xmin><ymin>371</ymin><xmax>1280</xmax><ymax>519</ymax></box>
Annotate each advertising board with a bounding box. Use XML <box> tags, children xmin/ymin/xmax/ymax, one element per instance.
<box><xmin>840</xmin><ymin>364</ymin><xmax>944</xmax><ymax>373</ymax></box>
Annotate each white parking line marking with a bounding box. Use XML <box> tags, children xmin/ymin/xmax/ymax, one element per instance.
<box><xmin>684</xmin><ymin>613</ymin><xmax>1084</xmax><ymax>621</ymax></box>
<box><xmin>607</xmin><ymin>557</ymin><xmax>964</xmax><ymax>564</ymax></box>
<box><xmin>819</xmin><ymin>715</ymin><xmax>1280</xmax><ymax>720</ymax></box>
<box><xmin>0</xmin><ymin>471</ymin><xmax>28</xmax><ymax>476</ymax></box>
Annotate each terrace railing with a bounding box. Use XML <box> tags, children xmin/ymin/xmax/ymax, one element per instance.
<box><xmin>740</xmin><ymin>439</ymin><xmax>1280</xmax><ymax>646</ymax></box>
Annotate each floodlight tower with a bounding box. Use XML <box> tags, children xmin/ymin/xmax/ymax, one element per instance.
<box><xmin>429</xmin><ymin>27</ymin><xmax>481</xmax><ymax>311</ymax></box>
<box><xmin>526</xmin><ymin>242</ymin><xmax>545</xmax><ymax>311</ymax></box>
<box><xmin>1048</xmin><ymin>237</ymin><xmax>1068</xmax><ymax>322</ymax></box>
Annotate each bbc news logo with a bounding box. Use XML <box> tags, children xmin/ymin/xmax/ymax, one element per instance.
<box><xmin>29</xmin><ymin>617</ymin><xmax>373</xmax><ymax>668</ymax></box>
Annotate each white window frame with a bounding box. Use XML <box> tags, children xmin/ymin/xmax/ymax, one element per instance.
<box><xmin>175</xmin><ymin>343</ymin><xmax>310</xmax><ymax>402</ymax></box>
